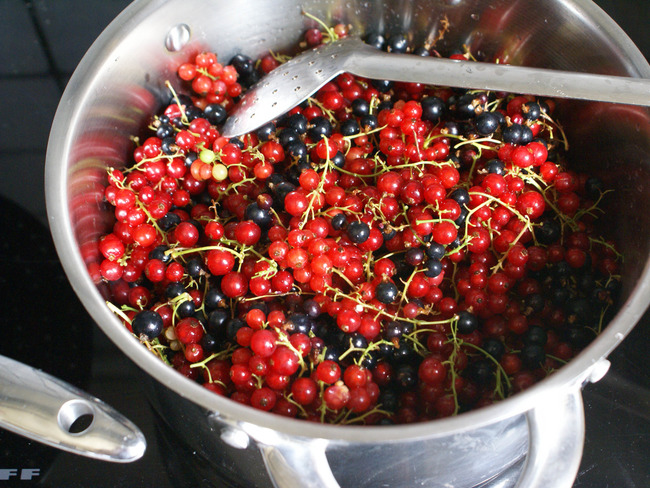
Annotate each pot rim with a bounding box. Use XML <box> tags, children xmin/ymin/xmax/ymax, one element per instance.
<box><xmin>45</xmin><ymin>0</ymin><xmax>650</xmax><ymax>443</ymax></box>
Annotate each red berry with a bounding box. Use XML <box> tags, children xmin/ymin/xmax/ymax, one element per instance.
<box><xmin>269</xmin><ymin>346</ymin><xmax>300</xmax><ymax>376</ymax></box>
<box><xmin>175</xmin><ymin>317</ymin><xmax>204</xmax><ymax>345</ymax></box>
<box><xmin>516</xmin><ymin>191</ymin><xmax>546</xmax><ymax>220</ymax></box>
<box><xmin>250</xmin><ymin>329</ymin><xmax>277</xmax><ymax>358</ymax></box>
<box><xmin>316</xmin><ymin>360</ymin><xmax>341</xmax><ymax>384</ymax></box>
<box><xmin>174</xmin><ymin>221</ymin><xmax>200</xmax><ymax>247</ymax></box>
<box><xmin>221</xmin><ymin>271</ymin><xmax>248</xmax><ymax>298</ymax></box>
<box><xmin>205</xmin><ymin>249</ymin><xmax>235</xmax><ymax>275</ymax></box>
<box><xmin>323</xmin><ymin>384</ymin><xmax>350</xmax><ymax>410</ymax></box>
<box><xmin>432</xmin><ymin>221</ymin><xmax>458</xmax><ymax>246</ymax></box>
<box><xmin>291</xmin><ymin>377</ymin><xmax>318</xmax><ymax>405</ymax></box>
<box><xmin>249</xmin><ymin>387</ymin><xmax>277</xmax><ymax>411</ymax></box>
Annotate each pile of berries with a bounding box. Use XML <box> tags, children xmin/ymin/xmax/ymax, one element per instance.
<box><xmin>97</xmin><ymin>21</ymin><xmax>621</xmax><ymax>424</ymax></box>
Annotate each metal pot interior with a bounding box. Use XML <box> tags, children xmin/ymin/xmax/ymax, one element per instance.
<box><xmin>46</xmin><ymin>0</ymin><xmax>650</xmax><ymax>444</ymax></box>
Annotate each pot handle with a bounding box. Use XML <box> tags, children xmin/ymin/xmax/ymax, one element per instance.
<box><xmin>259</xmin><ymin>438</ymin><xmax>339</xmax><ymax>488</ymax></box>
<box><xmin>515</xmin><ymin>358</ymin><xmax>611</xmax><ymax>488</ymax></box>
<box><xmin>514</xmin><ymin>384</ymin><xmax>585</xmax><ymax>488</ymax></box>
<box><xmin>241</xmin><ymin>425</ymin><xmax>338</xmax><ymax>488</ymax></box>
<box><xmin>249</xmin><ymin>361</ymin><xmax>608</xmax><ymax>488</ymax></box>
<box><xmin>0</xmin><ymin>354</ymin><xmax>146</xmax><ymax>463</ymax></box>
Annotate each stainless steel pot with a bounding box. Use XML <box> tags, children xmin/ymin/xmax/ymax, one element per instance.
<box><xmin>45</xmin><ymin>0</ymin><xmax>650</xmax><ymax>486</ymax></box>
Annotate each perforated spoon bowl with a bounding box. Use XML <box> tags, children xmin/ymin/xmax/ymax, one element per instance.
<box><xmin>221</xmin><ymin>36</ymin><xmax>650</xmax><ymax>138</ymax></box>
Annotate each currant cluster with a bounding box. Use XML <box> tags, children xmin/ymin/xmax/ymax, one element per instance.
<box><xmin>97</xmin><ymin>21</ymin><xmax>621</xmax><ymax>424</ymax></box>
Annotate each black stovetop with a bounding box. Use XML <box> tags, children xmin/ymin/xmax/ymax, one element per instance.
<box><xmin>0</xmin><ymin>1</ymin><xmax>648</xmax><ymax>487</ymax></box>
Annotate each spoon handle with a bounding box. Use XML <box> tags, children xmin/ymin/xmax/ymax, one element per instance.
<box><xmin>349</xmin><ymin>43</ymin><xmax>650</xmax><ymax>106</ymax></box>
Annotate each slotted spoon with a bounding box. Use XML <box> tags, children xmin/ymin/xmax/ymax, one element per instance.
<box><xmin>221</xmin><ymin>36</ymin><xmax>650</xmax><ymax>138</ymax></box>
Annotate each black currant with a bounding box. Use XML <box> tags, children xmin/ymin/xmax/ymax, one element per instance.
<box><xmin>405</xmin><ymin>248</ymin><xmax>425</xmax><ymax>267</ymax></box>
<box><xmin>379</xmin><ymin>389</ymin><xmax>399</xmax><ymax>412</ymax></box>
<box><xmin>201</xmin><ymin>333</ymin><xmax>219</xmax><ymax>353</ymax></box>
<box><xmin>225</xmin><ymin>317</ymin><xmax>245</xmax><ymax>341</ymax></box>
<box><xmin>285</xmin><ymin>140</ymin><xmax>308</xmax><ymax>163</ymax></box>
<box><xmin>340</xmin><ymin>119</ymin><xmax>360</xmax><ymax>137</ymax></box>
<box><xmin>204</xmin><ymin>287</ymin><xmax>227</xmax><ymax>311</ymax></box>
<box><xmin>302</xmin><ymin>299</ymin><xmax>321</xmax><ymax>318</ymax></box>
<box><xmin>331</xmin><ymin>151</ymin><xmax>345</xmax><ymax>168</ymax></box>
<box><xmin>256</xmin><ymin>122</ymin><xmax>276</xmax><ymax>141</ymax></box>
<box><xmin>475</xmin><ymin>112</ymin><xmax>500</xmax><ymax>135</ymax></box>
<box><xmin>364</xmin><ymin>32</ymin><xmax>386</xmax><ymax>50</ymax></box>
<box><xmin>228</xmin><ymin>137</ymin><xmax>245</xmax><ymax>149</ymax></box>
<box><xmin>204</xmin><ymin>103</ymin><xmax>227</xmax><ymax>125</ymax></box>
<box><xmin>156</xmin><ymin>122</ymin><xmax>175</xmax><ymax>139</ymax></box>
<box><xmin>307</xmin><ymin>116</ymin><xmax>333</xmax><ymax>141</ymax></box>
<box><xmin>453</xmin><ymin>93</ymin><xmax>480</xmax><ymax>119</ymax></box>
<box><xmin>377</xmin><ymin>100</ymin><xmax>393</xmax><ymax>112</ymax></box>
<box><xmin>245</xmin><ymin>202</ymin><xmax>272</xmax><ymax>229</ymax></box>
<box><xmin>485</xmin><ymin>158</ymin><xmax>505</xmax><ymax>175</ymax></box>
<box><xmin>239</xmin><ymin>70</ymin><xmax>260</xmax><ymax>89</ymax></box>
<box><xmin>185</xmin><ymin>258</ymin><xmax>203</xmax><ymax>278</ymax></box>
<box><xmin>165</xmin><ymin>282</ymin><xmax>186</xmax><ymax>299</ymax></box>
<box><xmin>566</xmin><ymin>326</ymin><xmax>595</xmax><ymax>349</ymax></box>
<box><xmin>132</xmin><ymin>310</ymin><xmax>163</xmax><ymax>341</ymax></box>
<box><xmin>278</xmin><ymin>127</ymin><xmax>300</xmax><ymax>147</ymax></box>
<box><xmin>535</xmin><ymin>218</ymin><xmax>561</xmax><ymax>245</ymax></box>
<box><xmin>376</xmin><ymin>282</ymin><xmax>399</xmax><ymax>304</ymax></box>
<box><xmin>565</xmin><ymin>297</ymin><xmax>594</xmax><ymax>324</ymax></box>
<box><xmin>424</xmin><ymin>258</ymin><xmax>442</xmax><ymax>278</ymax></box>
<box><xmin>229</xmin><ymin>53</ymin><xmax>256</xmax><ymax>76</ymax></box>
<box><xmin>286</xmin><ymin>313</ymin><xmax>312</xmax><ymax>335</ymax></box>
<box><xmin>149</xmin><ymin>245</ymin><xmax>172</xmax><ymax>264</ymax></box>
<box><xmin>351</xmin><ymin>98</ymin><xmax>370</xmax><ymax>117</ymax></box>
<box><xmin>521</xmin><ymin>344</ymin><xmax>546</xmax><ymax>369</ymax></box>
<box><xmin>386</xmin><ymin>33</ymin><xmax>409</xmax><ymax>53</ymax></box>
<box><xmin>360</xmin><ymin>114</ymin><xmax>378</xmax><ymax>131</ymax></box>
<box><xmin>381</xmin><ymin>225</ymin><xmax>397</xmax><ymax>241</ymax></box>
<box><xmin>184</xmin><ymin>151</ymin><xmax>198</xmax><ymax>168</ymax></box>
<box><xmin>371</xmin><ymin>79</ymin><xmax>394</xmax><ymax>93</ymax></box>
<box><xmin>347</xmin><ymin>221</ymin><xmax>370</xmax><ymax>244</ymax></box>
<box><xmin>413</xmin><ymin>46</ymin><xmax>430</xmax><ymax>56</ymax></box>
<box><xmin>577</xmin><ymin>272</ymin><xmax>596</xmax><ymax>294</ymax></box>
<box><xmin>284</xmin><ymin>112</ymin><xmax>308</xmax><ymax>134</ymax></box>
<box><xmin>466</xmin><ymin>359</ymin><xmax>493</xmax><ymax>385</ymax></box>
<box><xmin>323</xmin><ymin>345</ymin><xmax>341</xmax><ymax>362</ymax></box>
<box><xmin>482</xmin><ymin>338</ymin><xmax>505</xmax><ymax>360</ymax></box>
<box><xmin>426</xmin><ymin>242</ymin><xmax>446</xmax><ymax>260</ymax></box>
<box><xmin>519</xmin><ymin>125</ymin><xmax>534</xmax><ymax>145</ymax></box>
<box><xmin>523</xmin><ymin>325</ymin><xmax>548</xmax><ymax>346</ymax></box>
<box><xmin>359</xmin><ymin>352</ymin><xmax>378</xmax><ymax>370</ymax></box>
<box><xmin>454</xmin><ymin>206</ymin><xmax>468</xmax><ymax>226</ymax></box>
<box><xmin>207</xmin><ymin>309</ymin><xmax>228</xmax><ymax>337</ymax></box>
<box><xmin>176</xmin><ymin>299</ymin><xmax>196</xmax><ymax>318</ymax></box>
<box><xmin>395</xmin><ymin>363</ymin><xmax>418</xmax><ymax>389</ymax></box>
<box><xmin>584</xmin><ymin>176</ymin><xmax>604</xmax><ymax>200</ymax></box>
<box><xmin>184</xmin><ymin>105</ymin><xmax>203</xmax><ymax>122</ymax></box>
<box><xmin>383</xmin><ymin>320</ymin><xmax>404</xmax><ymax>340</ymax></box>
<box><xmin>161</xmin><ymin>137</ymin><xmax>177</xmax><ymax>155</ymax></box>
<box><xmin>449</xmin><ymin>187</ymin><xmax>470</xmax><ymax>206</ymax></box>
<box><xmin>522</xmin><ymin>101</ymin><xmax>541</xmax><ymax>120</ymax></box>
<box><xmin>502</xmin><ymin>124</ymin><xmax>523</xmax><ymax>144</ymax></box>
<box><xmin>444</xmin><ymin>121</ymin><xmax>460</xmax><ymax>135</ymax></box>
<box><xmin>158</xmin><ymin>212</ymin><xmax>182</xmax><ymax>231</ymax></box>
<box><xmin>550</xmin><ymin>286</ymin><xmax>571</xmax><ymax>306</ymax></box>
<box><xmin>347</xmin><ymin>332</ymin><xmax>368</xmax><ymax>350</ymax></box>
<box><xmin>377</xmin><ymin>342</ymin><xmax>394</xmax><ymax>359</ymax></box>
<box><xmin>456</xmin><ymin>310</ymin><xmax>478</xmax><ymax>334</ymax></box>
<box><xmin>523</xmin><ymin>293</ymin><xmax>545</xmax><ymax>315</ymax></box>
<box><xmin>401</xmin><ymin>339</ymin><xmax>418</xmax><ymax>360</ymax></box>
<box><xmin>331</xmin><ymin>213</ymin><xmax>347</xmax><ymax>230</ymax></box>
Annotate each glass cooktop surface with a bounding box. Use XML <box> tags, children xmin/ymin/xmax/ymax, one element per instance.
<box><xmin>0</xmin><ymin>1</ymin><xmax>647</xmax><ymax>486</ymax></box>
